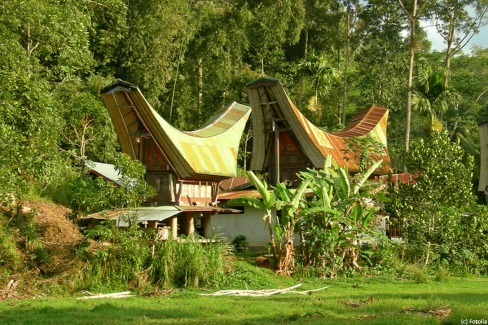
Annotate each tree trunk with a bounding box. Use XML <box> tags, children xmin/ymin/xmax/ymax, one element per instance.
<box><xmin>342</xmin><ymin>10</ymin><xmax>351</xmax><ymax>125</ymax></box>
<box><xmin>266</xmin><ymin>212</ymin><xmax>279</xmax><ymax>269</ymax></box>
<box><xmin>298</xmin><ymin>13</ymin><xmax>309</xmax><ymax>110</ymax></box>
<box><xmin>403</xmin><ymin>0</ymin><xmax>417</xmax><ymax>172</ymax></box>
<box><xmin>198</xmin><ymin>58</ymin><xmax>203</xmax><ymax>123</ymax></box>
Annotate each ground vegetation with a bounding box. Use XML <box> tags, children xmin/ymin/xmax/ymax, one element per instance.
<box><xmin>0</xmin><ymin>0</ymin><xmax>487</xmax><ymax>306</ymax></box>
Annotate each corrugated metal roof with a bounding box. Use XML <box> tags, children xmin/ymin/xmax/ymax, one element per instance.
<box><xmin>86</xmin><ymin>161</ymin><xmax>123</xmax><ymax>186</ymax></box>
<box><xmin>100</xmin><ymin>80</ymin><xmax>252</xmax><ymax>181</ymax></box>
<box><xmin>178</xmin><ymin>206</ymin><xmax>242</xmax><ymax>213</ymax></box>
<box><xmin>247</xmin><ymin>78</ymin><xmax>392</xmax><ymax>175</ymax></box>
<box><xmin>87</xmin><ymin>206</ymin><xmax>182</xmax><ymax>227</ymax></box>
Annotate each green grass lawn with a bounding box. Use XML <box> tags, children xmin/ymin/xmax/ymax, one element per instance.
<box><xmin>1</xmin><ymin>275</ymin><xmax>487</xmax><ymax>324</ymax></box>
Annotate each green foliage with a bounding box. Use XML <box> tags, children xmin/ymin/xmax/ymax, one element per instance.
<box><xmin>388</xmin><ymin>132</ymin><xmax>488</xmax><ymax>274</ymax></box>
<box><xmin>297</xmin><ymin>155</ymin><xmax>386</xmax><ymax>277</ymax></box>
<box><xmin>78</xmin><ymin>226</ymin><xmax>229</xmax><ymax>290</ymax></box>
<box><xmin>0</xmin><ymin>215</ymin><xmax>23</xmax><ymax>273</ymax></box>
<box><xmin>401</xmin><ymin>132</ymin><xmax>476</xmax><ymax>207</ymax></box>
<box><xmin>54</xmin><ymin>76</ymin><xmax>119</xmax><ymax>162</ymax></box>
<box><xmin>150</xmin><ymin>236</ymin><xmax>227</xmax><ymax>289</ymax></box>
<box><xmin>231</xmin><ymin>235</ymin><xmax>250</xmax><ymax>252</ymax></box>
<box><xmin>342</xmin><ymin>136</ymin><xmax>387</xmax><ymax>172</ymax></box>
<box><xmin>67</xmin><ymin>153</ymin><xmax>155</xmax><ymax>219</ymax></box>
<box><xmin>412</xmin><ymin>67</ymin><xmax>460</xmax><ymax>128</ymax></box>
<box><xmin>115</xmin><ymin>0</ymin><xmax>191</xmax><ymax>108</ymax></box>
<box><xmin>228</xmin><ymin>170</ymin><xmax>310</xmax><ymax>274</ymax></box>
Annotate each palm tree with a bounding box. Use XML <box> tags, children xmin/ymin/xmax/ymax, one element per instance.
<box><xmin>298</xmin><ymin>52</ymin><xmax>338</xmax><ymax>119</ymax></box>
<box><xmin>412</xmin><ymin>67</ymin><xmax>460</xmax><ymax>132</ymax></box>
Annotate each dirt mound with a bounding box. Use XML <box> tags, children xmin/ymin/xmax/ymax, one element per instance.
<box><xmin>24</xmin><ymin>200</ymin><xmax>83</xmax><ymax>245</ymax></box>
<box><xmin>0</xmin><ymin>200</ymin><xmax>85</xmax><ymax>299</ymax></box>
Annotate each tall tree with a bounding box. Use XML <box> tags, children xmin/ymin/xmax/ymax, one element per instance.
<box><xmin>432</xmin><ymin>0</ymin><xmax>488</xmax><ymax>87</ymax></box>
<box><xmin>412</xmin><ymin>67</ymin><xmax>460</xmax><ymax>130</ymax></box>
<box><xmin>115</xmin><ymin>0</ymin><xmax>192</xmax><ymax>109</ymax></box>
<box><xmin>398</xmin><ymin>0</ymin><xmax>420</xmax><ymax>170</ymax></box>
<box><xmin>0</xmin><ymin>0</ymin><xmax>100</xmax><ymax>195</ymax></box>
<box><xmin>171</xmin><ymin>1</ymin><xmax>257</xmax><ymax>129</ymax></box>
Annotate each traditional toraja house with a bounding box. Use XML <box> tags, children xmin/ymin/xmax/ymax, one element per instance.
<box><xmin>215</xmin><ymin>78</ymin><xmax>406</xmax><ymax>245</ymax></box>
<box><xmin>96</xmin><ymin>77</ymin><xmax>402</xmax><ymax>245</ymax></box>
<box><xmin>246</xmin><ymin>77</ymin><xmax>392</xmax><ymax>185</ymax></box>
<box><xmin>479</xmin><ymin>121</ymin><xmax>488</xmax><ymax>203</ymax></box>
<box><xmin>97</xmin><ymin>79</ymin><xmax>251</xmax><ymax>239</ymax></box>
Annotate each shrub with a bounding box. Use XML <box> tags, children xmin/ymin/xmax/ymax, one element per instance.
<box><xmin>231</xmin><ymin>235</ymin><xmax>249</xmax><ymax>252</ymax></box>
<box><xmin>77</xmin><ymin>225</ymin><xmax>229</xmax><ymax>291</ymax></box>
<box><xmin>387</xmin><ymin>132</ymin><xmax>488</xmax><ymax>274</ymax></box>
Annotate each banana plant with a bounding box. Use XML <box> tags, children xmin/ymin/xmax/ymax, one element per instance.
<box><xmin>273</xmin><ymin>178</ymin><xmax>310</xmax><ymax>274</ymax></box>
<box><xmin>227</xmin><ymin>171</ymin><xmax>310</xmax><ymax>274</ymax></box>
<box><xmin>298</xmin><ymin>154</ymin><xmax>384</xmax><ymax>276</ymax></box>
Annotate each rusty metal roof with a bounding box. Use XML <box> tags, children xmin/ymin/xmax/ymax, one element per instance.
<box><xmin>100</xmin><ymin>80</ymin><xmax>251</xmax><ymax>181</ymax></box>
<box><xmin>247</xmin><ymin>78</ymin><xmax>392</xmax><ymax>174</ymax></box>
<box><xmin>219</xmin><ymin>176</ymin><xmax>250</xmax><ymax>191</ymax></box>
<box><xmin>218</xmin><ymin>189</ymin><xmax>263</xmax><ymax>201</ymax></box>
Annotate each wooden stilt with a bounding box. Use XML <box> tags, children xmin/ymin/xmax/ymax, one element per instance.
<box><xmin>202</xmin><ymin>214</ymin><xmax>211</xmax><ymax>239</ymax></box>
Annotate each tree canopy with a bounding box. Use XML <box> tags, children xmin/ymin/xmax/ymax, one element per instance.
<box><xmin>0</xmin><ymin>0</ymin><xmax>486</xmax><ymax>200</ymax></box>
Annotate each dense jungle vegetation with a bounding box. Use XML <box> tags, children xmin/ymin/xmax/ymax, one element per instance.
<box><xmin>0</xmin><ymin>0</ymin><xmax>487</xmax><ymax>292</ymax></box>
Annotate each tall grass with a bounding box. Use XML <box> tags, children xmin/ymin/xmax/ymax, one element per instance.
<box><xmin>150</xmin><ymin>237</ymin><xmax>227</xmax><ymax>288</ymax></box>
<box><xmin>0</xmin><ymin>215</ymin><xmax>23</xmax><ymax>273</ymax></box>
<box><xmin>77</xmin><ymin>226</ymin><xmax>229</xmax><ymax>291</ymax></box>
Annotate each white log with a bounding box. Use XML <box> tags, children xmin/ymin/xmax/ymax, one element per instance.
<box><xmin>201</xmin><ymin>284</ymin><xmax>317</xmax><ymax>296</ymax></box>
<box><xmin>77</xmin><ymin>291</ymin><xmax>134</xmax><ymax>299</ymax></box>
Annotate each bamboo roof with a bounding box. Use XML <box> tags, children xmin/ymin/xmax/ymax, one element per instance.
<box><xmin>100</xmin><ymin>79</ymin><xmax>251</xmax><ymax>181</ymax></box>
<box><xmin>247</xmin><ymin>78</ymin><xmax>392</xmax><ymax>174</ymax></box>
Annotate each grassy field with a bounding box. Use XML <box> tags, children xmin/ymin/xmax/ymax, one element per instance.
<box><xmin>1</xmin><ymin>274</ymin><xmax>487</xmax><ymax>324</ymax></box>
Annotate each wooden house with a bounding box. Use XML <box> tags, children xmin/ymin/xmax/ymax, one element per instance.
<box><xmin>246</xmin><ymin>78</ymin><xmax>392</xmax><ymax>185</ymax></box>
<box><xmin>97</xmin><ymin>77</ymin><xmax>401</xmax><ymax>245</ymax></box>
<box><xmin>98</xmin><ymin>79</ymin><xmax>251</xmax><ymax>239</ymax></box>
<box><xmin>216</xmin><ymin>78</ymin><xmax>399</xmax><ymax>246</ymax></box>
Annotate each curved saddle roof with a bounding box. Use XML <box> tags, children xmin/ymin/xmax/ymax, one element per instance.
<box><xmin>100</xmin><ymin>80</ymin><xmax>251</xmax><ymax>181</ymax></box>
<box><xmin>247</xmin><ymin>78</ymin><xmax>392</xmax><ymax>174</ymax></box>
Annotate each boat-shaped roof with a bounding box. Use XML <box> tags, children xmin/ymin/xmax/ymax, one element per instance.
<box><xmin>100</xmin><ymin>79</ymin><xmax>251</xmax><ymax>181</ymax></box>
<box><xmin>247</xmin><ymin>78</ymin><xmax>392</xmax><ymax>174</ymax></box>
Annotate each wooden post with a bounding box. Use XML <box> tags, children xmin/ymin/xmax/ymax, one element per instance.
<box><xmin>167</xmin><ymin>216</ymin><xmax>178</xmax><ymax>239</ymax></box>
<box><xmin>147</xmin><ymin>221</ymin><xmax>158</xmax><ymax>229</ymax></box>
<box><xmin>273</xmin><ymin>117</ymin><xmax>280</xmax><ymax>185</ymax></box>
<box><xmin>185</xmin><ymin>214</ymin><xmax>195</xmax><ymax>236</ymax></box>
<box><xmin>202</xmin><ymin>214</ymin><xmax>212</xmax><ymax>239</ymax></box>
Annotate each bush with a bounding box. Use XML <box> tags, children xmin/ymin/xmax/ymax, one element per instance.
<box><xmin>77</xmin><ymin>225</ymin><xmax>229</xmax><ymax>291</ymax></box>
<box><xmin>387</xmin><ymin>133</ymin><xmax>488</xmax><ymax>274</ymax></box>
<box><xmin>231</xmin><ymin>235</ymin><xmax>249</xmax><ymax>252</ymax></box>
